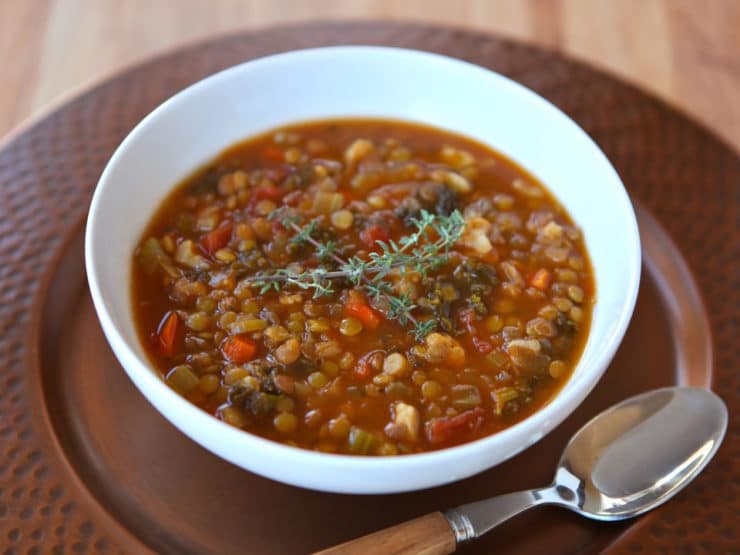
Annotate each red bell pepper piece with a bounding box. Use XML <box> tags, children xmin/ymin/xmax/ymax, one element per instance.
<box><xmin>201</xmin><ymin>222</ymin><xmax>233</xmax><ymax>255</ymax></box>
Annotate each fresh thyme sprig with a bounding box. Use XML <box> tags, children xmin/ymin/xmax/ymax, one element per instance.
<box><xmin>255</xmin><ymin>267</ymin><xmax>334</xmax><ymax>298</ymax></box>
<box><xmin>251</xmin><ymin>207</ymin><xmax>466</xmax><ymax>340</ymax></box>
<box><xmin>363</xmin><ymin>210</ymin><xmax>465</xmax><ymax>281</ymax></box>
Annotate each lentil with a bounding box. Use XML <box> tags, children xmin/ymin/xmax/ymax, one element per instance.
<box><xmin>339</xmin><ymin>317</ymin><xmax>363</xmax><ymax>336</ymax></box>
<box><xmin>274</xmin><ymin>412</ymin><xmax>298</xmax><ymax>434</ymax></box>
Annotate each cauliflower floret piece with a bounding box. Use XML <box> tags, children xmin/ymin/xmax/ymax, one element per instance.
<box><xmin>386</xmin><ymin>401</ymin><xmax>420</xmax><ymax>442</ymax></box>
<box><xmin>382</xmin><ymin>352</ymin><xmax>410</xmax><ymax>378</ymax></box>
<box><xmin>430</xmin><ymin>169</ymin><xmax>472</xmax><ymax>194</ymax></box>
<box><xmin>344</xmin><ymin>138</ymin><xmax>374</xmax><ymax>165</ymax></box>
<box><xmin>175</xmin><ymin>240</ymin><xmax>211</xmax><ymax>270</ymax></box>
<box><xmin>506</xmin><ymin>338</ymin><xmax>550</xmax><ymax>373</ymax></box>
<box><xmin>439</xmin><ymin>145</ymin><xmax>475</xmax><ymax>169</ymax></box>
<box><xmin>424</xmin><ymin>333</ymin><xmax>466</xmax><ymax>367</ymax></box>
<box><xmin>457</xmin><ymin>216</ymin><xmax>493</xmax><ymax>254</ymax></box>
<box><xmin>540</xmin><ymin>220</ymin><xmax>564</xmax><ymax>242</ymax></box>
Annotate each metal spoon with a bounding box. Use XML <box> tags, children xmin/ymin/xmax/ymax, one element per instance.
<box><xmin>316</xmin><ymin>387</ymin><xmax>727</xmax><ymax>555</ymax></box>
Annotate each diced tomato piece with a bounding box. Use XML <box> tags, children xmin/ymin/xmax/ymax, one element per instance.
<box><xmin>282</xmin><ymin>190</ymin><xmax>303</xmax><ymax>207</ymax></box>
<box><xmin>252</xmin><ymin>185</ymin><xmax>284</xmax><ymax>202</ymax></box>
<box><xmin>201</xmin><ymin>222</ymin><xmax>233</xmax><ymax>255</ymax></box>
<box><xmin>354</xmin><ymin>350</ymin><xmax>384</xmax><ymax>380</ymax></box>
<box><xmin>530</xmin><ymin>269</ymin><xmax>552</xmax><ymax>291</ymax></box>
<box><xmin>157</xmin><ymin>311</ymin><xmax>182</xmax><ymax>357</ymax></box>
<box><xmin>472</xmin><ymin>336</ymin><xmax>493</xmax><ymax>354</ymax></box>
<box><xmin>360</xmin><ymin>224</ymin><xmax>390</xmax><ymax>248</ymax></box>
<box><xmin>426</xmin><ymin>407</ymin><xmax>486</xmax><ymax>445</ymax></box>
<box><xmin>273</xmin><ymin>374</ymin><xmax>295</xmax><ymax>394</ymax></box>
<box><xmin>261</xmin><ymin>146</ymin><xmax>284</xmax><ymax>163</ymax></box>
<box><xmin>264</xmin><ymin>166</ymin><xmax>290</xmax><ymax>182</ymax></box>
<box><xmin>338</xmin><ymin>401</ymin><xmax>357</xmax><ymax>420</ymax></box>
<box><xmin>355</xmin><ymin>358</ymin><xmax>374</xmax><ymax>380</ymax></box>
<box><xmin>248</xmin><ymin>185</ymin><xmax>285</xmax><ymax>215</ymax></box>
<box><xmin>458</xmin><ymin>308</ymin><xmax>477</xmax><ymax>335</ymax></box>
<box><xmin>458</xmin><ymin>308</ymin><xmax>491</xmax><ymax>352</ymax></box>
<box><xmin>321</xmin><ymin>328</ymin><xmax>340</xmax><ymax>341</ymax></box>
<box><xmin>346</xmin><ymin>299</ymin><xmax>381</xmax><ymax>329</ymax></box>
<box><xmin>221</xmin><ymin>334</ymin><xmax>258</xmax><ymax>364</ymax></box>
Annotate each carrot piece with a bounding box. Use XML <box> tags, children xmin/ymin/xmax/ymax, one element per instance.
<box><xmin>157</xmin><ymin>311</ymin><xmax>182</xmax><ymax>357</ymax></box>
<box><xmin>222</xmin><ymin>334</ymin><xmax>258</xmax><ymax>364</ymax></box>
<box><xmin>346</xmin><ymin>299</ymin><xmax>381</xmax><ymax>329</ymax></box>
<box><xmin>261</xmin><ymin>146</ymin><xmax>284</xmax><ymax>163</ymax></box>
<box><xmin>201</xmin><ymin>222</ymin><xmax>233</xmax><ymax>255</ymax></box>
<box><xmin>530</xmin><ymin>269</ymin><xmax>552</xmax><ymax>291</ymax></box>
<box><xmin>426</xmin><ymin>407</ymin><xmax>486</xmax><ymax>445</ymax></box>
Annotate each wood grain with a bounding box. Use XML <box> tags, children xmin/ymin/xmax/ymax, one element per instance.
<box><xmin>1</xmin><ymin>0</ymin><xmax>738</xmax><ymax>151</ymax></box>
<box><xmin>313</xmin><ymin>512</ymin><xmax>456</xmax><ymax>555</ymax></box>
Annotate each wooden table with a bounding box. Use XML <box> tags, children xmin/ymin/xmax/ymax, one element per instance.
<box><xmin>2</xmin><ymin>0</ymin><xmax>738</xmax><ymax>151</ymax></box>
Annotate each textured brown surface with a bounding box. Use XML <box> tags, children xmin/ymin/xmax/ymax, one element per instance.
<box><xmin>0</xmin><ymin>22</ymin><xmax>737</xmax><ymax>554</ymax></box>
<box><xmin>27</xmin><ymin>229</ymin><xmax>705</xmax><ymax>555</ymax></box>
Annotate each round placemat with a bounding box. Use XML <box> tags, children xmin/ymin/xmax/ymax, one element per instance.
<box><xmin>0</xmin><ymin>22</ymin><xmax>737</xmax><ymax>554</ymax></box>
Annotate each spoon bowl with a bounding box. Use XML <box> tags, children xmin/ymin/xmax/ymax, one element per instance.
<box><xmin>317</xmin><ymin>387</ymin><xmax>727</xmax><ymax>554</ymax></box>
<box><xmin>560</xmin><ymin>387</ymin><xmax>727</xmax><ymax>521</ymax></box>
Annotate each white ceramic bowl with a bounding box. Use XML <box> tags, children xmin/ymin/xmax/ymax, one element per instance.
<box><xmin>86</xmin><ymin>46</ymin><xmax>640</xmax><ymax>494</ymax></box>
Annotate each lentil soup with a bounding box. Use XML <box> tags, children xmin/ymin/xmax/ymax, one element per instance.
<box><xmin>132</xmin><ymin>119</ymin><xmax>594</xmax><ymax>455</ymax></box>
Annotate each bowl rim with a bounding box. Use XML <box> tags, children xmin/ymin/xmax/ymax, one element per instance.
<box><xmin>85</xmin><ymin>45</ymin><xmax>641</xmax><ymax>490</ymax></box>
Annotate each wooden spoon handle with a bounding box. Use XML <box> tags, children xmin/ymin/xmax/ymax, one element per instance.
<box><xmin>313</xmin><ymin>511</ymin><xmax>457</xmax><ymax>555</ymax></box>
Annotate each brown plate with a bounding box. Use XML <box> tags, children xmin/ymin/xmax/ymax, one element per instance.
<box><xmin>1</xmin><ymin>22</ymin><xmax>738</xmax><ymax>555</ymax></box>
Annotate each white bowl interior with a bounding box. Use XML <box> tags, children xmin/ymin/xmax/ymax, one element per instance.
<box><xmin>86</xmin><ymin>46</ymin><xmax>640</xmax><ymax>493</ymax></box>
